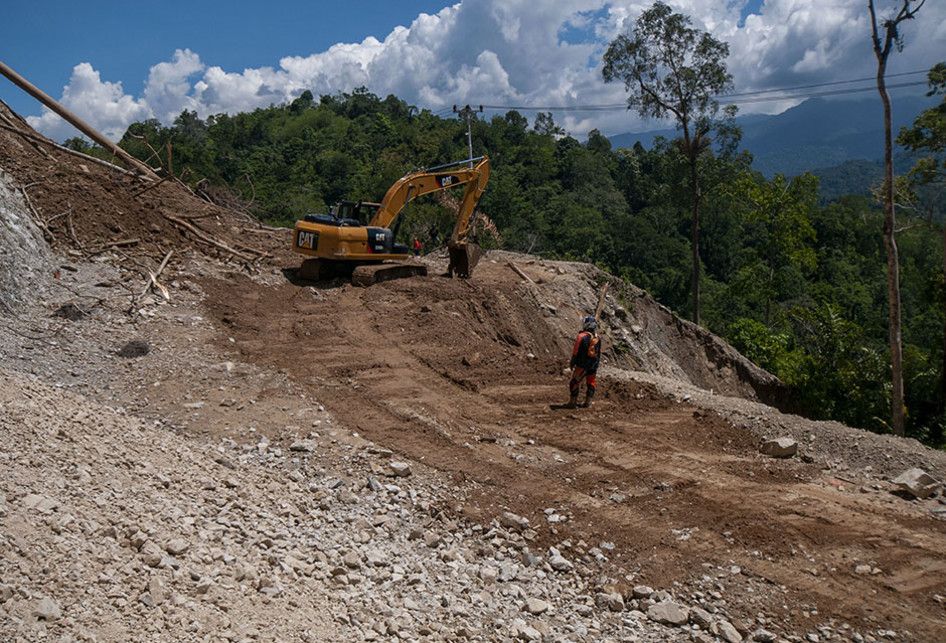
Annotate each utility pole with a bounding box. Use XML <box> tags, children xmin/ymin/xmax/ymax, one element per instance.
<box><xmin>453</xmin><ymin>104</ymin><xmax>483</xmax><ymax>167</ymax></box>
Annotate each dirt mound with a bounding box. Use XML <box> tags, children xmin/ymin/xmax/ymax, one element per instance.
<box><xmin>422</xmin><ymin>252</ymin><xmax>783</xmax><ymax>404</ymax></box>
<box><xmin>0</xmin><ymin>100</ymin><xmax>283</xmax><ymax>270</ymax></box>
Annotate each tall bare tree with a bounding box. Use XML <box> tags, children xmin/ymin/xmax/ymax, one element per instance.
<box><xmin>603</xmin><ymin>1</ymin><xmax>733</xmax><ymax>326</ymax></box>
<box><xmin>868</xmin><ymin>0</ymin><xmax>925</xmax><ymax>436</ymax></box>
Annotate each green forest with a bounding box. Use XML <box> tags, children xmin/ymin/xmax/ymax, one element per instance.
<box><xmin>66</xmin><ymin>79</ymin><xmax>946</xmax><ymax>447</ymax></box>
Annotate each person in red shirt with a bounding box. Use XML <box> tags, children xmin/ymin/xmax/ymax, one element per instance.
<box><xmin>567</xmin><ymin>316</ymin><xmax>602</xmax><ymax>408</ymax></box>
<box><xmin>412</xmin><ymin>237</ymin><xmax>423</xmax><ymax>257</ymax></box>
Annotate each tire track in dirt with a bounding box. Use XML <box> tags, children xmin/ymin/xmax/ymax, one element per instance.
<box><xmin>203</xmin><ymin>271</ymin><xmax>946</xmax><ymax>640</ymax></box>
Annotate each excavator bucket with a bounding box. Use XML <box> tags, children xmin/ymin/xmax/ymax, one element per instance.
<box><xmin>448</xmin><ymin>242</ymin><xmax>483</xmax><ymax>278</ymax></box>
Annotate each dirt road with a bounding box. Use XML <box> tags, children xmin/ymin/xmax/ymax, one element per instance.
<box><xmin>204</xmin><ymin>261</ymin><xmax>946</xmax><ymax>640</ymax></box>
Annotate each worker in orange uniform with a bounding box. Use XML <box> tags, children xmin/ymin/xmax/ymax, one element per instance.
<box><xmin>412</xmin><ymin>237</ymin><xmax>423</xmax><ymax>257</ymax></box>
<box><xmin>567</xmin><ymin>316</ymin><xmax>601</xmax><ymax>408</ymax></box>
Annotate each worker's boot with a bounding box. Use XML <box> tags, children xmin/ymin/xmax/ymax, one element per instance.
<box><xmin>581</xmin><ymin>390</ymin><xmax>595</xmax><ymax>408</ymax></box>
<box><xmin>564</xmin><ymin>393</ymin><xmax>579</xmax><ymax>409</ymax></box>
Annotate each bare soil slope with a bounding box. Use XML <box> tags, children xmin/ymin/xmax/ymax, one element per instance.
<box><xmin>204</xmin><ymin>257</ymin><xmax>946</xmax><ymax>640</ymax></box>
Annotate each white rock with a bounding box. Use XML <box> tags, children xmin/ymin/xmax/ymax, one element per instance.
<box><xmin>760</xmin><ymin>437</ymin><xmax>797</xmax><ymax>458</ymax></box>
<box><xmin>289</xmin><ymin>440</ymin><xmax>316</xmax><ymax>453</ymax></box>
<box><xmin>33</xmin><ymin>596</ymin><xmax>61</xmax><ymax>621</ymax></box>
<box><xmin>718</xmin><ymin>619</ymin><xmax>744</xmax><ymax>643</ymax></box>
<box><xmin>500</xmin><ymin>511</ymin><xmax>530</xmax><ymax>531</ymax></box>
<box><xmin>389</xmin><ymin>461</ymin><xmax>412</xmax><ymax>477</ymax></box>
<box><xmin>165</xmin><ymin>538</ymin><xmax>189</xmax><ymax>556</ymax></box>
<box><xmin>548</xmin><ymin>554</ymin><xmax>572</xmax><ymax>572</ymax></box>
<box><xmin>524</xmin><ymin>597</ymin><xmax>550</xmax><ymax>615</ymax></box>
<box><xmin>892</xmin><ymin>468</ymin><xmax>941</xmax><ymax>499</ymax></box>
<box><xmin>647</xmin><ymin>601</ymin><xmax>689</xmax><ymax>626</ymax></box>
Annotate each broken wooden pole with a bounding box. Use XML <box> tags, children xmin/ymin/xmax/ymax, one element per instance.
<box><xmin>594</xmin><ymin>282</ymin><xmax>610</xmax><ymax>321</ymax></box>
<box><xmin>506</xmin><ymin>261</ymin><xmax>535</xmax><ymax>284</ymax></box>
<box><xmin>0</xmin><ymin>60</ymin><xmax>159</xmax><ymax>179</ymax></box>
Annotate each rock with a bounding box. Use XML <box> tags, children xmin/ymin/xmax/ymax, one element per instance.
<box><xmin>595</xmin><ymin>592</ymin><xmax>625</xmax><ymax>612</ymax></box>
<box><xmin>892</xmin><ymin>468</ymin><xmax>941</xmax><ymax>499</ymax></box>
<box><xmin>647</xmin><ymin>601</ymin><xmax>689</xmax><ymax>626</ymax></box>
<box><xmin>140</xmin><ymin>541</ymin><xmax>163</xmax><ymax>567</ymax></box>
<box><xmin>632</xmin><ymin>585</ymin><xmax>654</xmax><ymax>599</ymax></box>
<box><xmin>343</xmin><ymin>551</ymin><xmax>361</xmax><ymax>569</ymax></box>
<box><xmin>22</xmin><ymin>493</ymin><xmax>59</xmax><ymax>513</ymax></box>
<box><xmin>500</xmin><ymin>511</ymin><xmax>530</xmax><ymax>531</ymax></box>
<box><xmin>718</xmin><ymin>620</ymin><xmax>744</xmax><ymax>643</ymax></box>
<box><xmin>479</xmin><ymin>566</ymin><xmax>498</xmax><ymax>584</ymax></box>
<box><xmin>289</xmin><ymin>440</ymin><xmax>316</xmax><ymax>453</ymax></box>
<box><xmin>751</xmin><ymin>629</ymin><xmax>776</xmax><ymax>642</ymax></box>
<box><xmin>854</xmin><ymin>564</ymin><xmax>872</xmax><ymax>575</ymax></box>
<box><xmin>365</xmin><ymin>550</ymin><xmax>386</xmax><ymax>567</ymax></box>
<box><xmin>498</xmin><ymin>562</ymin><xmax>519</xmax><ymax>582</ymax></box>
<box><xmin>690</xmin><ymin>606</ymin><xmax>713</xmax><ymax>627</ymax></box>
<box><xmin>165</xmin><ymin>538</ymin><xmax>189</xmax><ymax>556</ymax></box>
<box><xmin>424</xmin><ymin>532</ymin><xmax>442</xmax><ymax>548</ymax></box>
<box><xmin>148</xmin><ymin>577</ymin><xmax>166</xmax><ymax>606</ymax></box>
<box><xmin>388</xmin><ymin>461</ymin><xmax>412</xmax><ymax>477</ymax></box>
<box><xmin>760</xmin><ymin>437</ymin><xmax>797</xmax><ymax>458</ymax></box>
<box><xmin>129</xmin><ymin>530</ymin><xmax>148</xmax><ymax>550</ymax></box>
<box><xmin>33</xmin><ymin>596</ymin><xmax>61</xmax><ymax>621</ymax></box>
<box><xmin>513</xmin><ymin>621</ymin><xmax>542</xmax><ymax>641</ymax></box>
<box><xmin>548</xmin><ymin>554</ymin><xmax>572</xmax><ymax>572</ymax></box>
<box><xmin>524</xmin><ymin>597</ymin><xmax>550</xmax><ymax>615</ymax></box>
<box><xmin>117</xmin><ymin>339</ymin><xmax>150</xmax><ymax>358</ymax></box>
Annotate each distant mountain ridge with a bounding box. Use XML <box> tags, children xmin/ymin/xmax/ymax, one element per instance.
<box><xmin>609</xmin><ymin>95</ymin><xmax>934</xmax><ymax>180</ymax></box>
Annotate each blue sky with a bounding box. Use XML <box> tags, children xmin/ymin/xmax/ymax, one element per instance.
<box><xmin>1</xmin><ymin>0</ymin><xmax>941</xmax><ymax>141</ymax></box>
<box><xmin>0</xmin><ymin>1</ymin><xmax>453</xmax><ymax>116</ymax></box>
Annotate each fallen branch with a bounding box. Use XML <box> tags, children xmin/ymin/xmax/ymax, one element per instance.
<box><xmin>66</xmin><ymin>211</ymin><xmax>83</xmax><ymax>250</ymax></box>
<box><xmin>18</xmin><ymin>185</ymin><xmax>53</xmax><ymax>241</ymax></box>
<box><xmin>507</xmin><ymin>261</ymin><xmax>535</xmax><ymax>284</ymax></box>
<box><xmin>594</xmin><ymin>282</ymin><xmax>611</xmax><ymax>321</ymax></box>
<box><xmin>86</xmin><ymin>238</ymin><xmax>140</xmax><ymax>257</ymax></box>
<box><xmin>44</xmin><ymin>207</ymin><xmax>73</xmax><ymax>226</ymax></box>
<box><xmin>133</xmin><ymin>173</ymin><xmax>171</xmax><ymax>198</ymax></box>
<box><xmin>163</xmin><ymin>214</ymin><xmax>255</xmax><ymax>261</ymax></box>
<box><xmin>139</xmin><ymin>250</ymin><xmax>174</xmax><ymax>301</ymax></box>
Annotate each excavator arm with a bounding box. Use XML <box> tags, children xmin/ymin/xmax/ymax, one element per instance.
<box><xmin>369</xmin><ymin>156</ymin><xmax>490</xmax><ymax>232</ymax></box>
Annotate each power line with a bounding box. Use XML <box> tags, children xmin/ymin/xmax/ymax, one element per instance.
<box><xmin>448</xmin><ymin>68</ymin><xmax>934</xmax><ymax>115</ymax></box>
<box><xmin>720</xmin><ymin>68</ymin><xmax>927</xmax><ymax>98</ymax></box>
<box><xmin>474</xmin><ymin>80</ymin><xmax>928</xmax><ymax>113</ymax></box>
<box><xmin>719</xmin><ymin>80</ymin><xmax>928</xmax><ymax>104</ymax></box>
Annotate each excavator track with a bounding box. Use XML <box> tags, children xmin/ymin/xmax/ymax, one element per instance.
<box><xmin>351</xmin><ymin>262</ymin><xmax>428</xmax><ymax>287</ymax></box>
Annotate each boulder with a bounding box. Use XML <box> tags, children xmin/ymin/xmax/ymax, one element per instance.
<box><xmin>500</xmin><ymin>512</ymin><xmax>530</xmax><ymax>531</ymax></box>
<box><xmin>33</xmin><ymin>596</ymin><xmax>61</xmax><ymax>621</ymax></box>
<box><xmin>647</xmin><ymin>600</ymin><xmax>689</xmax><ymax>626</ymax></box>
<box><xmin>891</xmin><ymin>468</ymin><xmax>941</xmax><ymax>499</ymax></box>
<box><xmin>388</xmin><ymin>461</ymin><xmax>412</xmax><ymax>477</ymax></box>
<box><xmin>760</xmin><ymin>437</ymin><xmax>797</xmax><ymax>458</ymax></box>
<box><xmin>717</xmin><ymin>620</ymin><xmax>744</xmax><ymax>643</ymax></box>
<box><xmin>524</xmin><ymin>597</ymin><xmax>550</xmax><ymax>615</ymax></box>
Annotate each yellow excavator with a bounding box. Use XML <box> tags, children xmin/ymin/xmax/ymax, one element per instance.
<box><xmin>291</xmin><ymin>156</ymin><xmax>490</xmax><ymax>286</ymax></box>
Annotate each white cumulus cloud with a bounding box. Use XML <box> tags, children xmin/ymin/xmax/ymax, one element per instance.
<box><xmin>24</xmin><ymin>0</ymin><xmax>946</xmax><ymax>142</ymax></box>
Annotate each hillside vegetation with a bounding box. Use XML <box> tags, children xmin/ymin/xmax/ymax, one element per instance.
<box><xmin>67</xmin><ymin>89</ymin><xmax>946</xmax><ymax>446</ymax></box>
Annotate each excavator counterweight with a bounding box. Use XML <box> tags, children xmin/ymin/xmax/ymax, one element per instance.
<box><xmin>291</xmin><ymin>156</ymin><xmax>490</xmax><ymax>286</ymax></box>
